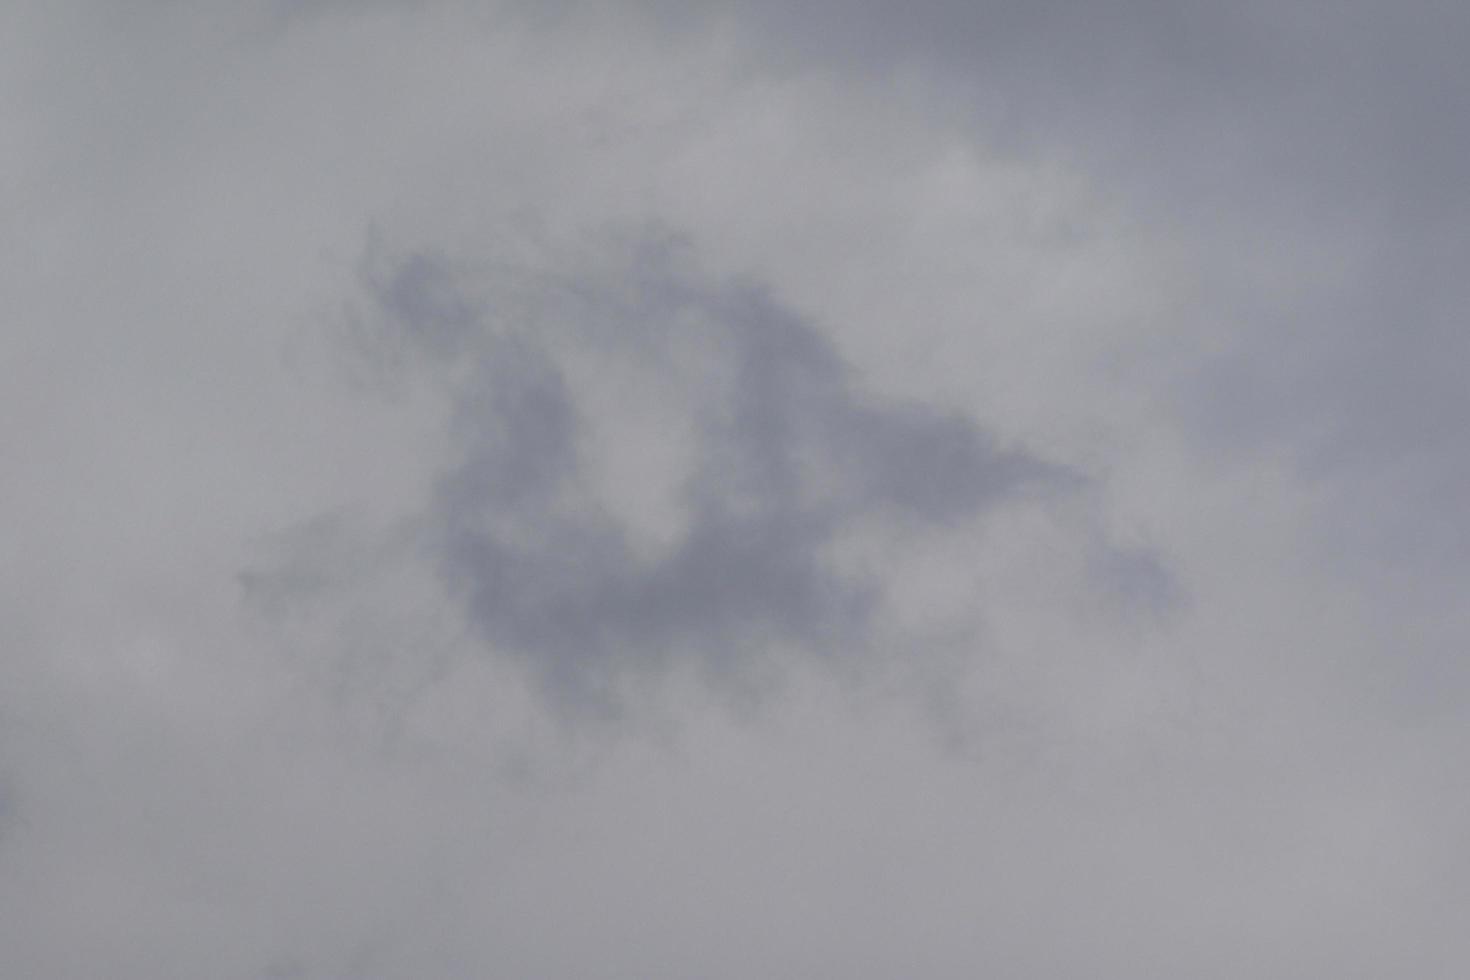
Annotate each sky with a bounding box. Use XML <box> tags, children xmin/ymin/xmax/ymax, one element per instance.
<box><xmin>3</xmin><ymin>2</ymin><xmax>1469</xmax><ymax>977</ymax></box>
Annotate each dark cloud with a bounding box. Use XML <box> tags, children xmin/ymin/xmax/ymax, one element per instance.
<box><xmin>346</xmin><ymin>233</ymin><xmax>1083</xmax><ymax>714</ymax></box>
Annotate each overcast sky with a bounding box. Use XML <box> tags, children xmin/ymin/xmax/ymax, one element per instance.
<box><xmin>4</xmin><ymin>2</ymin><xmax>1469</xmax><ymax>977</ymax></box>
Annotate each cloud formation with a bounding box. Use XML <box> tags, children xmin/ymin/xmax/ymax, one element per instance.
<box><xmin>329</xmin><ymin>233</ymin><xmax>1084</xmax><ymax>714</ymax></box>
<box><xmin>5</xmin><ymin>1</ymin><xmax>1470</xmax><ymax>977</ymax></box>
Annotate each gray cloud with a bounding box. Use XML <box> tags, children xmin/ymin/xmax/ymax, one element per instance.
<box><xmin>8</xmin><ymin>2</ymin><xmax>1470</xmax><ymax>976</ymax></box>
<box><xmin>554</xmin><ymin>0</ymin><xmax>1470</xmax><ymax>487</ymax></box>
<box><xmin>343</xmin><ymin>233</ymin><xmax>1084</xmax><ymax>715</ymax></box>
<box><xmin>0</xmin><ymin>775</ymin><xmax>14</xmax><ymax>847</ymax></box>
<box><xmin>631</xmin><ymin>0</ymin><xmax>1470</xmax><ymax>699</ymax></box>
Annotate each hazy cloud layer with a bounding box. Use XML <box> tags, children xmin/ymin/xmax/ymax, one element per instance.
<box><xmin>4</xmin><ymin>1</ymin><xmax>1470</xmax><ymax>977</ymax></box>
